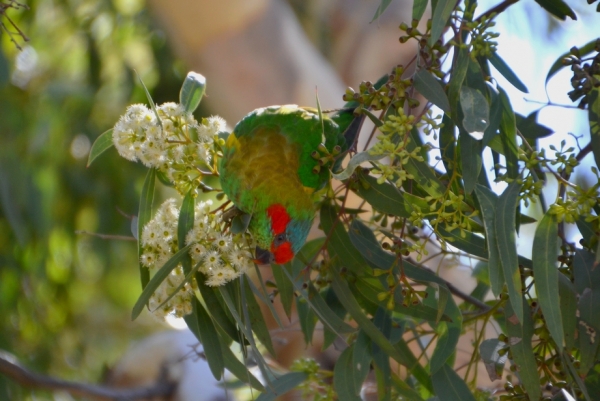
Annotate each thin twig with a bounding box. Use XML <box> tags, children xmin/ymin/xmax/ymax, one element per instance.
<box><xmin>75</xmin><ymin>230</ymin><xmax>136</xmax><ymax>241</ymax></box>
<box><xmin>0</xmin><ymin>355</ymin><xmax>175</xmax><ymax>401</ymax></box>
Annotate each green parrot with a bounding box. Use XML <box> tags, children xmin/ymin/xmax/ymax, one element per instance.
<box><xmin>219</xmin><ymin>104</ymin><xmax>359</xmax><ymax>265</ymax></box>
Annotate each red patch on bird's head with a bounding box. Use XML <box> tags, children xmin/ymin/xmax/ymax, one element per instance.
<box><xmin>267</xmin><ymin>204</ymin><xmax>290</xmax><ymax>235</ymax></box>
<box><xmin>272</xmin><ymin>241</ymin><xmax>294</xmax><ymax>264</ymax></box>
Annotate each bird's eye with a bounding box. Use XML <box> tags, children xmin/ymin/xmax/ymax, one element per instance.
<box><xmin>273</xmin><ymin>233</ymin><xmax>287</xmax><ymax>247</ymax></box>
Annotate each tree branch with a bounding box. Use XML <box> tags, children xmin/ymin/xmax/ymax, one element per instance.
<box><xmin>0</xmin><ymin>354</ymin><xmax>175</xmax><ymax>401</ymax></box>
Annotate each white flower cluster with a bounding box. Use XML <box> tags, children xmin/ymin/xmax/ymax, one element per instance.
<box><xmin>112</xmin><ymin>102</ymin><xmax>226</xmax><ymax>195</ymax></box>
<box><xmin>140</xmin><ymin>198</ymin><xmax>253</xmax><ymax>318</ymax></box>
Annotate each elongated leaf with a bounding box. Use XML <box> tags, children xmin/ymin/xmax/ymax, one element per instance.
<box><xmin>322</xmin><ymin>287</ymin><xmax>348</xmax><ymax>349</ymax></box>
<box><xmin>573</xmin><ymin>249</ymin><xmax>600</xmax><ymax>293</ymax></box>
<box><xmin>488</xmin><ymin>52</ymin><xmax>528</xmax><ymax>93</ymax></box>
<box><xmin>437</xmin><ymin>226</ymin><xmax>488</xmax><ymax>260</ymax></box>
<box><xmin>516</xmin><ymin>111</ymin><xmax>553</xmax><ymax>141</ymax></box>
<box><xmin>480</xmin><ymin>339</ymin><xmax>508</xmax><ymax>381</ymax></box>
<box><xmin>331</xmin><ymin>271</ymin><xmax>433</xmax><ymax>391</ymax></box>
<box><xmin>495</xmin><ymin>182</ymin><xmax>523</xmax><ymax>323</ymax></box>
<box><xmin>588</xmin><ymin>89</ymin><xmax>600</xmax><ymax>170</ymax></box>
<box><xmin>439</xmin><ymin>115</ymin><xmax>457</xmax><ymax>176</ymax></box>
<box><xmin>371</xmin><ymin>0</ymin><xmax>393</xmax><ymax>22</ymax></box>
<box><xmin>320</xmin><ymin>204</ymin><xmax>367</xmax><ymax>274</ymax></box>
<box><xmin>459</xmin><ymin>132</ymin><xmax>482</xmax><ymax>193</ymax></box>
<box><xmin>414</xmin><ymin>69</ymin><xmax>450</xmax><ymax>113</ymax></box>
<box><xmin>297</xmin><ymin>297</ymin><xmax>317</xmax><ymax>344</ymax></box>
<box><xmin>482</xmin><ymin>84</ymin><xmax>502</xmax><ymax>147</ymax></box>
<box><xmin>577</xmin><ymin>288</ymin><xmax>600</xmax><ymax>374</ymax></box>
<box><xmin>534</xmin><ymin>0</ymin><xmax>576</xmax><ymax>20</ymax></box>
<box><xmin>504</xmin><ymin>299</ymin><xmax>541</xmax><ymax>400</ymax></box>
<box><xmin>498</xmin><ymin>87</ymin><xmax>519</xmax><ymax>179</ymax></box>
<box><xmin>460</xmin><ymin>86</ymin><xmax>489</xmax><ymax>138</ymax></box>
<box><xmin>474</xmin><ymin>185</ymin><xmax>504</xmax><ymax>296</ymax></box>
<box><xmin>448</xmin><ymin>47</ymin><xmax>470</xmax><ymax>116</ymax></box>
<box><xmin>271</xmin><ymin>263</ymin><xmax>294</xmax><ymax>320</ymax></box>
<box><xmin>197</xmin><ymin>278</ymin><xmax>240</xmax><ymax>342</ymax></box>
<box><xmin>432</xmin><ymin>364</ymin><xmax>477</xmax><ymax>401</ymax></box>
<box><xmin>532</xmin><ymin>212</ymin><xmax>563</xmax><ymax>348</ymax></box>
<box><xmin>334</xmin><ymin>346</ymin><xmax>363</xmax><ymax>401</ymax></box>
<box><xmin>219</xmin><ymin>283</ymin><xmax>273</xmax><ymax>387</ymax></box>
<box><xmin>131</xmin><ymin>245</ymin><xmax>191</xmax><ymax>320</ymax></box>
<box><xmin>332</xmin><ymin>151</ymin><xmax>385</xmax><ymax>181</ymax></box>
<box><xmin>355</xmin><ymin>173</ymin><xmax>428</xmax><ymax>218</ymax></box>
<box><xmin>255</xmin><ymin>372</ymin><xmax>307</xmax><ymax>401</ymax></box>
<box><xmin>430</xmin><ymin>290</ymin><xmax>462</xmax><ymax>373</ymax></box>
<box><xmin>242</xmin><ymin>277</ymin><xmax>276</xmax><ymax>356</ymax></box>
<box><xmin>557</xmin><ymin>273</ymin><xmax>577</xmax><ymax>351</ymax></box>
<box><xmin>220</xmin><ymin>341</ymin><xmax>264</xmax><ymax>391</ymax></box>
<box><xmin>413</xmin><ymin>0</ymin><xmax>428</xmax><ymax>20</ymax></box>
<box><xmin>178</xmin><ymin>191</ymin><xmax>195</xmax><ymax>250</ymax></box>
<box><xmin>184</xmin><ymin>297</ymin><xmax>224</xmax><ymax>379</ymax></box>
<box><xmin>546</xmin><ymin>39</ymin><xmax>597</xmax><ymax>84</ymax></box>
<box><xmin>179</xmin><ymin>72</ymin><xmax>206</xmax><ymax>113</ymax></box>
<box><xmin>429</xmin><ymin>0</ymin><xmax>455</xmax><ymax>47</ymax></box>
<box><xmin>86</xmin><ymin>129</ymin><xmax>114</xmax><ymax>167</ymax></box>
<box><xmin>138</xmin><ymin>168</ymin><xmax>156</xmax><ymax>289</ymax></box>
<box><xmin>352</xmin><ymin>330</ymin><xmax>372</xmax><ymax>393</ymax></box>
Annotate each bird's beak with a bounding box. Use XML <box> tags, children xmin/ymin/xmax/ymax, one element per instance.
<box><xmin>253</xmin><ymin>246</ymin><xmax>274</xmax><ymax>265</ymax></box>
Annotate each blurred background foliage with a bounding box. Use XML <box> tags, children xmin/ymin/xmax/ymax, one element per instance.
<box><xmin>0</xmin><ymin>0</ymin><xmax>195</xmax><ymax>397</ymax></box>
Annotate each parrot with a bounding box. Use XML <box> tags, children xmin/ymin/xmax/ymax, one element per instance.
<box><xmin>219</xmin><ymin>104</ymin><xmax>361</xmax><ymax>265</ymax></box>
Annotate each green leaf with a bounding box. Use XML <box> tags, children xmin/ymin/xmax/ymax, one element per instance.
<box><xmin>184</xmin><ymin>297</ymin><xmax>224</xmax><ymax>379</ymax></box>
<box><xmin>137</xmin><ymin>167</ymin><xmax>156</xmax><ymax>290</ymax></box>
<box><xmin>437</xmin><ymin>225</ymin><xmax>488</xmax><ymax>260</ymax></box>
<box><xmin>516</xmin><ymin>111</ymin><xmax>554</xmax><ymax>141</ymax></box>
<box><xmin>534</xmin><ymin>0</ymin><xmax>577</xmax><ymax>20</ymax></box>
<box><xmin>479</xmin><ymin>339</ymin><xmax>508</xmax><ymax>381</ymax></box>
<box><xmin>460</xmin><ymin>86</ymin><xmax>489</xmax><ymax>138</ymax></box>
<box><xmin>220</xmin><ymin>341</ymin><xmax>264</xmax><ymax>391</ymax></box>
<box><xmin>352</xmin><ymin>330</ymin><xmax>372</xmax><ymax>393</ymax></box>
<box><xmin>242</xmin><ymin>277</ymin><xmax>276</xmax><ymax>356</ymax></box>
<box><xmin>546</xmin><ymin>39</ymin><xmax>597</xmax><ymax>84</ymax></box>
<box><xmin>131</xmin><ymin>244</ymin><xmax>191</xmax><ymax>320</ymax></box>
<box><xmin>413</xmin><ymin>69</ymin><xmax>451</xmax><ymax>113</ymax></box>
<box><xmin>334</xmin><ymin>346</ymin><xmax>363</xmax><ymax>401</ymax></box>
<box><xmin>355</xmin><ymin>173</ymin><xmax>428</xmax><ymax>218</ymax></box>
<box><xmin>331</xmin><ymin>271</ymin><xmax>433</xmax><ymax>391</ymax></box>
<box><xmin>588</xmin><ymin>89</ymin><xmax>600</xmax><ymax>170</ymax></box>
<box><xmin>504</xmin><ymin>299</ymin><xmax>541</xmax><ymax>400</ymax></box>
<box><xmin>297</xmin><ymin>297</ymin><xmax>317</xmax><ymax>344</ymax></box>
<box><xmin>178</xmin><ymin>191</ymin><xmax>195</xmax><ymax>250</ymax></box>
<box><xmin>371</xmin><ymin>0</ymin><xmax>393</xmax><ymax>22</ymax></box>
<box><xmin>272</xmin><ymin>263</ymin><xmax>294</xmax><ymax>320</ymax></box>
<box><xmin>474</xmin><ymin>184</ymin><xmax>504</xmax><ymax>296</ymax></box>
<box><xmin>431</xmin><ymin>364</ymin><xmax>477</xmax><ymax>401</ymax></box>
<box><xmin>429</xmin><ymin>0</ymin><xmax>455</xmax><ymax>47</ymax></box>
<box><xmin>532</xmin><ymin>212</ymin><xmax>563</xmax><ymax>348</ymax></box>
<box><xmin>498</xmin><ymin>87</ymin><xmax>519</xmax><ymax>179</ymax></box>
<box><xmin>577</xmin><ymin>288</ymin><xmax>600</xmax><ymax>374</ymax></box>
<box><xmin>230</xmin><ymin>213</ymin><xmax>252</xmax><ymax>235</ymax></box>
<box><xmin>322</xmin><ymin>287</ymin><xmax>348</xmax><ymax>349</ymax></box>
<box><xmin>320</xmin><ymin>204</ymin><xmax>367</xmax><ymax>274</ymax></box>
<box><xmin>573</xmin><ymin>249</ymin><xmax>600</xmax><ymax>293</ymax></box>
<box><xmin>86</xmin><ymin>129</ymin><xmax>114</xmax><ymax>167</ymax></box>
<box><xmin>255</xmin><ymin>372</ymin><xmax>307</xmax><ymax>401</ymax></box>
<box><xmin>448</xmin><ymin>47</ymin><xmax>470</xmax><ymax>116</ymax></box>
<box><xmin>495</xmin><ymin>182</ymin><xmax>523</xmax><ymax>323</ymax></box>
<box><xmin>219</xmin><ymin>282</ymin><xmax>273</xmax><ymax>386</ymax></box>
<box><xmin>439</xmin><ymin>115</ymin><xmax>457</xmax><ymax>176</ymax></box>
<box><xmin>459</xmin><ymin>132</ymin><xmax>482</xmax><ymax>193</ymax></box>
<box><xmin>558</xmin><ymin>273</ymin><xmax>577</xmax><ymax>351</ymax></box>
<box><xmin>197</xmin><ymin>278</ymin><xmax>240</xmax><ymax>342</ymax></box>
<box><xmin>488</xmin><ymin>52</ymin><xmax>528</xmax><ymax>93</ymax></box>
<box><xmin>332</xmin><ymin>151</ymin><xmax>385</xmax><ymax>181</ymax></box>
<box><xmin>179</xmin><ymin>72</ymin><xmax>206</xmax><ymax>114</ymax></box>
<box><xmin>430</xmin><ymin>290</ymin><xmax>462</xmax><ymax>373</ymax></box>
<box><xmin>412</xmin><ymin>0</ymin><xmax>428</xmax><ymax>20</ymax></box>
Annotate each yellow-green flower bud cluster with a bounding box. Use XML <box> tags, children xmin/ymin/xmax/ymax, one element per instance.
<box><xmin>549</xmin><ymin>184</ymin><xmax>600</xmax><ymax>224</ymax></box>
<box><xmin>369</xmin><ymin>111</ymin><xmax>423</xmax><ymax>188</ymax></box>
<box><xmin>139</xmin><ymin>198</ymin><xmax>253</xmax><ymax>319</ymax></box>
<box><xmin>112</xmin><ymin>102</ymin><xmax>226</xmax><ymax>195</ymax></box>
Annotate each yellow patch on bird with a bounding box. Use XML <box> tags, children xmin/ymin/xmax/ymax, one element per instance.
<box><xmin>225</xmin><ymin>132</ymin><xmax>241</xmax><ymax>151</ymax></box>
